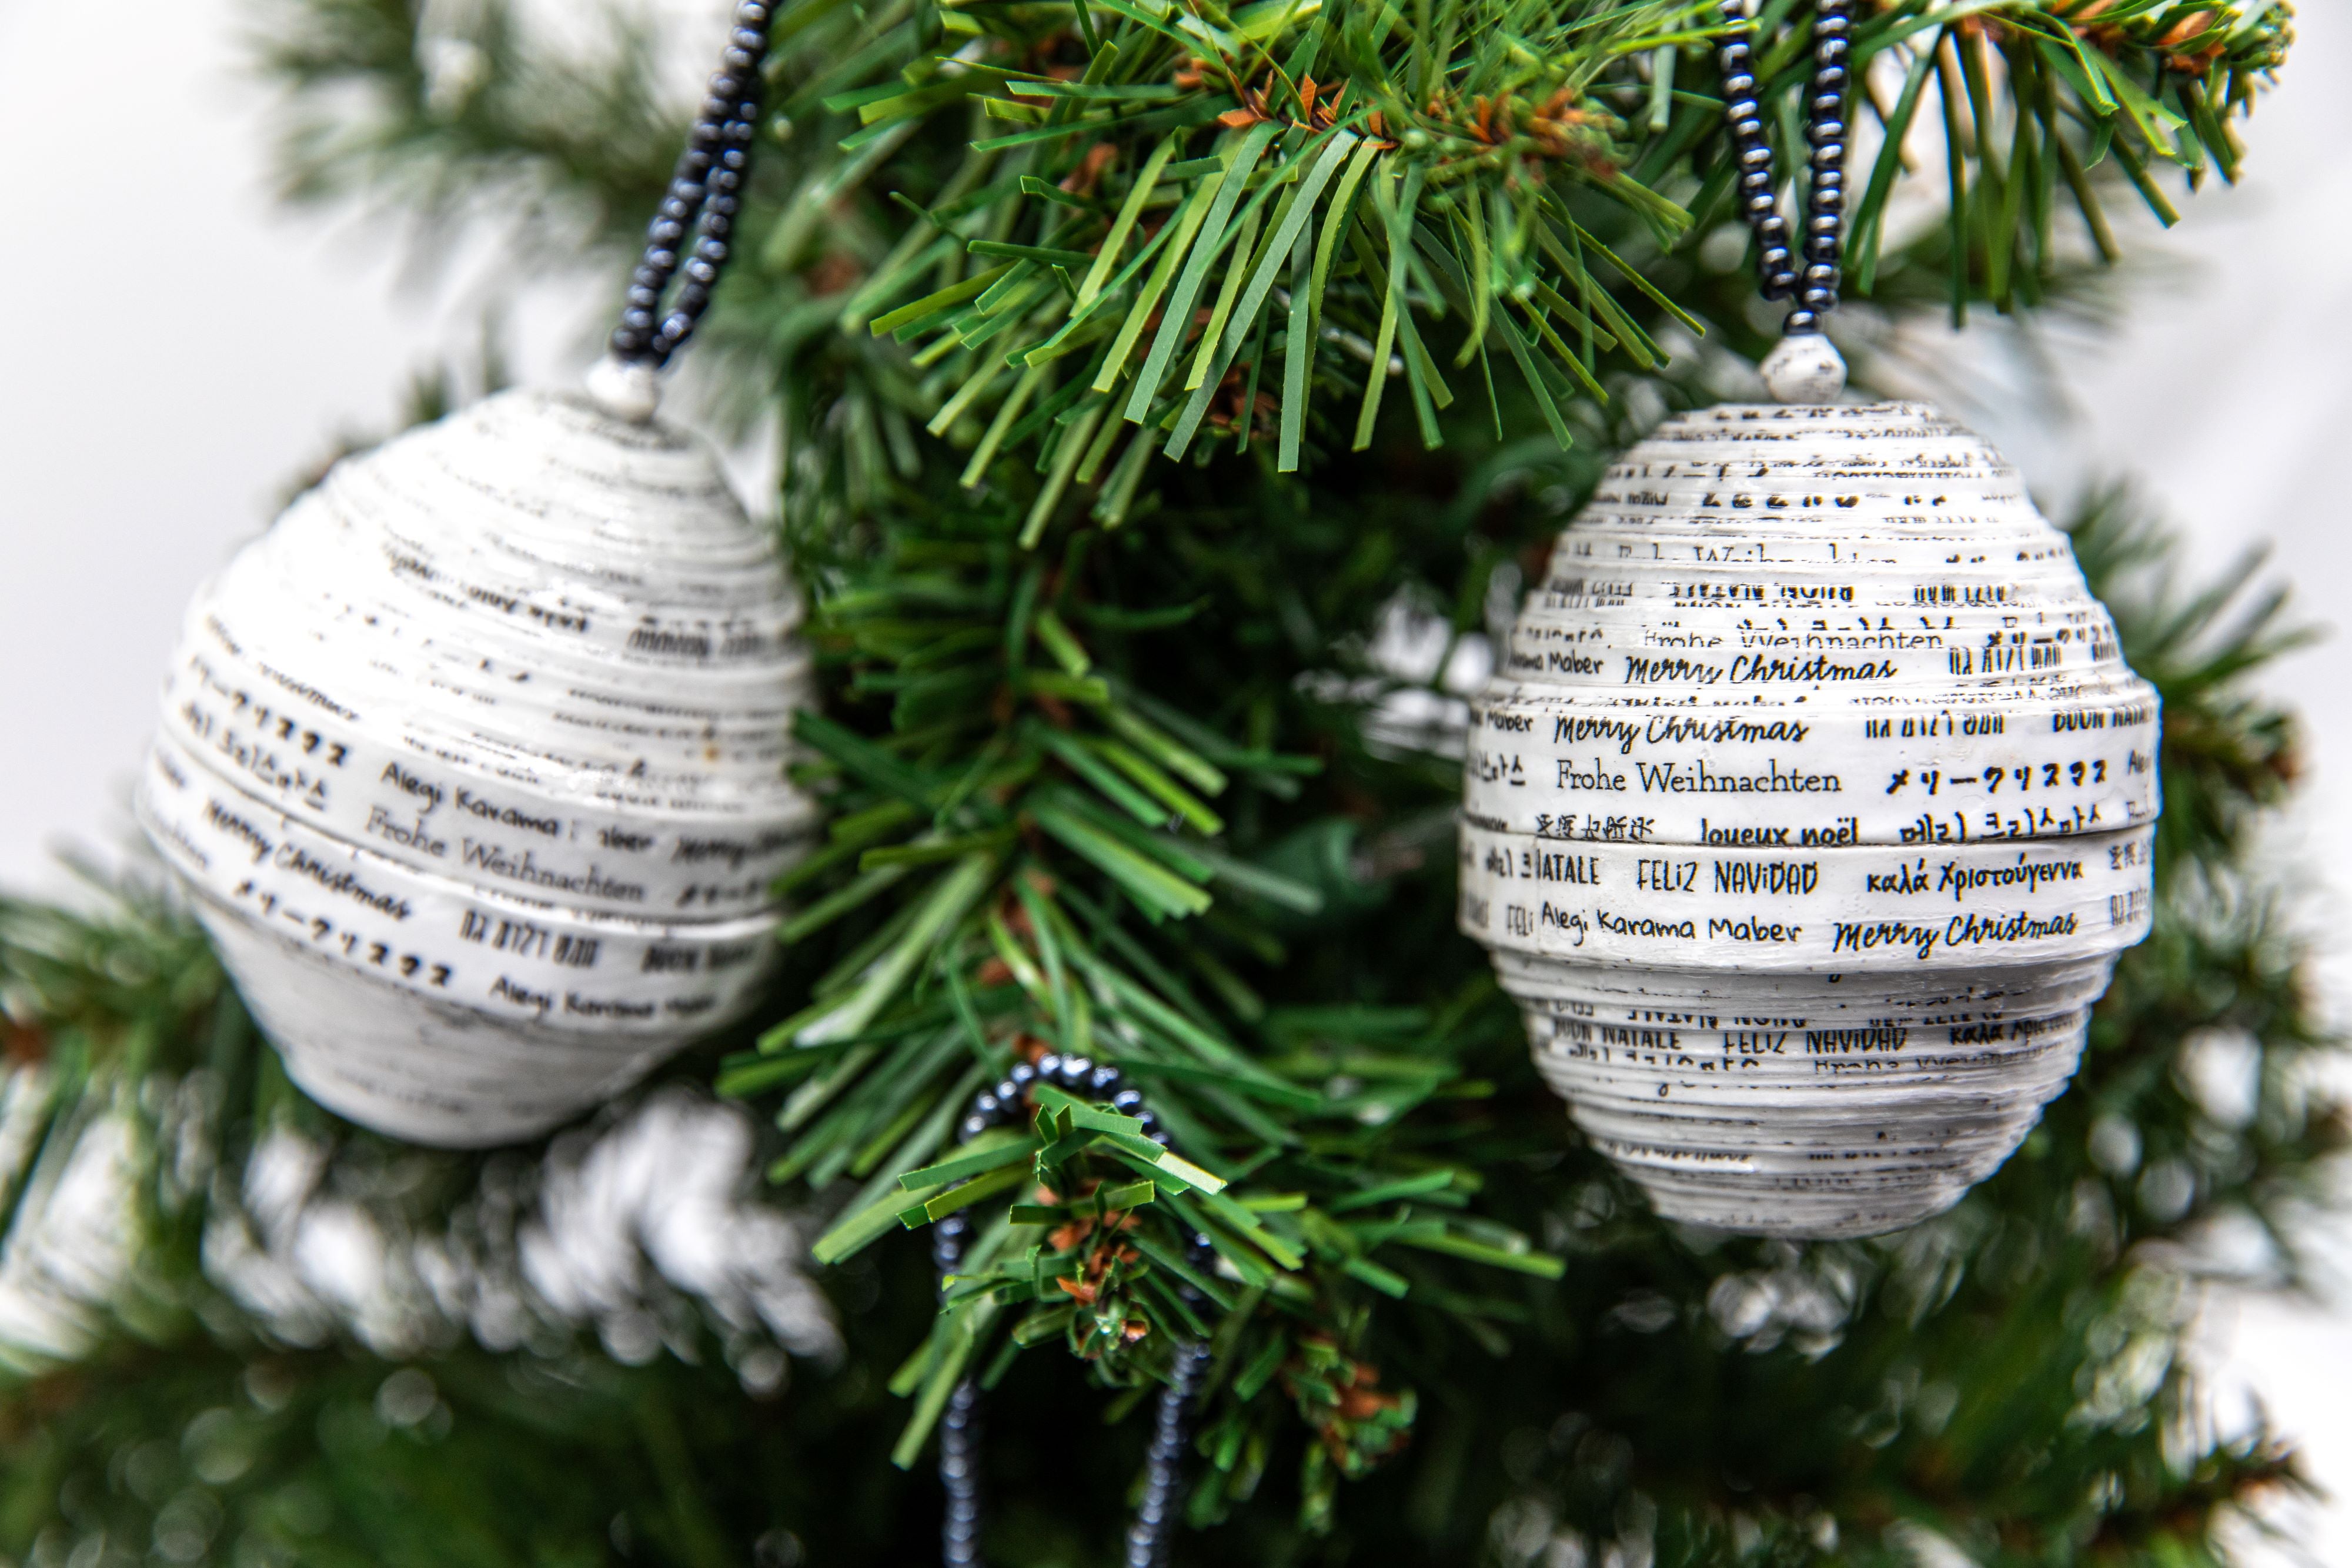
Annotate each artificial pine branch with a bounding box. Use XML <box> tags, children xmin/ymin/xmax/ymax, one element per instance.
<box><xmin>265</xmin><ymin>1</ymin><xmax>2306</xmax><ymax>1505</ymax></box>
<box><xmin>253</xmin><ymin>0</ymin><xmax>684</xmax><ymax>259</ymax></box>
<box><xmin>0</xmin><ymin>484</ymin><xmax>2333</xmax><ymax>1562</ymax></box>
<box><xmin>265</xmin><ymin>0</ymin><xmax>2290</xmax><ymax>464</ymax></box>
<box><xmin>0</xmin><ymin>0</ymin><xmax>2318</xmax><ymax>1559</ymax></box>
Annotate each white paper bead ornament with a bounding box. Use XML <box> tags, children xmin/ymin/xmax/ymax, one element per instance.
<box><xmin>136</xmin><ymin>379</ymin><xmax>821</xmax><ymax>1146</ymax></box>
<box><xmin>1458</xmin><ymin>397</ymin><xmax>2160</xmax><ymax>1238</ymax></box>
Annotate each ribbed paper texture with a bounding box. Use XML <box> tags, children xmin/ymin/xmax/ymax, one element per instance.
<box><xmin>1460</xmin><ymin>402</ymin><xmax>2159</xmax><ymax>1237</ymax></box>
<box><xmin>139</xmin><ymin>388</ymin><xmax>820</xmax><ymax>1147</ymax></box>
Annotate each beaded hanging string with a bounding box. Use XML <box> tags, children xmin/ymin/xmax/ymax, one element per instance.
<box><xmin>587</xmin><ymin>0</ymin><xmax>773</xmax><ymax>418</ymax></box>
<box><xmin>1715</xmin><ymin>0</ymin><xmax>1855</xmax><ymax>400</ymax></box>
<box><xmin>1716</xmin><ymin>0</ymin><xmax>1851</xmax><ymax>333</ymax></box>
<box><xmin>934</xmin><ymin>1054</ymin><xmax>1214</xmax><ymax>1568</ymax></box>
<box><xmin>612</xmin><ymin>0</ymin><xmax>772</xmax><ymax>365</ymax></box>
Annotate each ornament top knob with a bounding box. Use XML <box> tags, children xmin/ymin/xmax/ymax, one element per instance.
<box><xmin>585</xmin><ymin>355</ymin><xmax>664</xmax><ymax>423</ymax></box>
<box><xmin>1759</xmin><ymin>333</ymin><xmax>1847</xmax><ymax>405</ymax></box>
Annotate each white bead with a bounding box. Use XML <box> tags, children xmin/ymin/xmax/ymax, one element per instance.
<box><xmin>1461</xmin><ymin>401</ymin><xmax>2158</xmax><ymax>1238</ymax></box>
<box><xmin>1759</xmin><ymin>333</ymin><xmax>1848</xmax><ymax>404</ymax></box>
<box><xmin>584</xmin><ymin>355</ymin><xmax>664</xmax><ymax>423</ymax></box>
<box><xmin>139</xmin><ymin>387</ymin><xmax>819</xmax><ymax>1147</ymax></box>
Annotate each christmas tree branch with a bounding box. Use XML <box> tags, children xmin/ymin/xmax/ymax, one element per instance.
<box><xmin>261</xmin><ymin>0</ymin><xmax>2292</xmax><ymax>470</ymax></box>
<box><xmin>211</xmin><ymin>0</ymin><xmax>2338</xmax><ymax>1550</ymax></box>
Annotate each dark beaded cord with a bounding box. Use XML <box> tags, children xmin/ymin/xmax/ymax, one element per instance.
<box><xmin>1715</xmin><ymin>0</ymin><xmax>1853</xmax><ymax>335</ymax></box>
<box><xmin>934</xmin><ymin>1052</ymin><xmax>1213</xmax><ymax>1568</ymax></box>
<box><xmin>933</xmin><ymin>1213</ymin><xmax>985</xmax><ymax>1568</ymax></box>
<box><xmin>607</xmin><ymin>0</ymin><xmax>775</xmax><ymax>369</ymax></box>
<box><xmin>1130</xmin><ymin>1341</ymin><xmax>1210</xmax><ymax>1568</ymax></box>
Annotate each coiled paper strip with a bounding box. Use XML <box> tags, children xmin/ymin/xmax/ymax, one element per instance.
<box><xmin>139</xmin><ymin>388</ymin><xmax>819</xmax><ymax>1146</ymax></box>
<box><xmin>1459</xmin><ymin>402</ymin><xmax>2159</xmax><ymax>1236</ymax></box>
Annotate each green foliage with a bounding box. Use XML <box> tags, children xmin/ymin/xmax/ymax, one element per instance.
<box><xmin>260</xmin><ymin>0</ymin><xmax>2290</xmax><ymax>468</ymax></box>
<box><xmin>0</xmin><ymin>886</ymin><xmax>848</xmax><ymax>1566</ymax></box>
<box><xmin>0</xmin><ymin>486</ymin><xmax>2330</xmax><ymax>1565</ymax></box>
<box><xmin>2</xmin><ymin>1340</ymin><xmax>782</xmax><ymax>1568</ymax></box>
<box><xmin>0</xmin><ymin>0</ymin><xmax>2329</xmax><ymax>1563</ymax></box>
<box><xmin>253</xmin><ymin>0</ymin><xmax>685</xmax><ymax>256</ymax></box>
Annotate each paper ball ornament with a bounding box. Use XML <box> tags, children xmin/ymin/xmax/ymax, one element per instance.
<box><xmin>1458</xmin><ymin>402</ymin><xmax>2160</xmax><ymax>1238</ymax></box>
<box><xmin>137</xmin><ymin>382</ymin><xmax>820</xmax><ymax>1147</ymax></box>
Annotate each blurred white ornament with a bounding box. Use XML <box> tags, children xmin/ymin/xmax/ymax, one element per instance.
<box><xmin>138</xmin><ymin>372</ymin><xmax>820</xmax><ymax>1147</ymax></box>
<box><xmin>1458</xmin><ymin>399</ymin><xmax>2159</xmax><ymax>1237</ymax></box>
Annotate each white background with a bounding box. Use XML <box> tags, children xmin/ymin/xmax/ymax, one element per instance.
<box><xmin>0</xmin><ymin>1</ymin><xmax>2346</xmax><ymax>1559</ymax></box>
